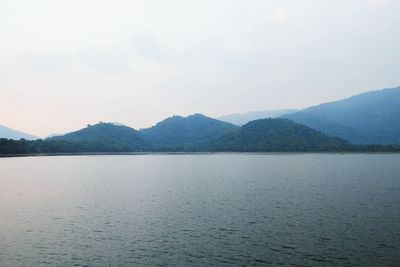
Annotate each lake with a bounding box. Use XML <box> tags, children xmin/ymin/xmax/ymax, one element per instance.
<box><xmin>0</xmin><ymin>154</ymin><xmax>399</xmax><ymax>266</ymax></box>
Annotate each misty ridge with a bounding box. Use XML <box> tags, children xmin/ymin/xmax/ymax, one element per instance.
<box><xmin>1</xmin><ymin>86</ymin><xmax>400</xmax><ymax>155</ymax></box>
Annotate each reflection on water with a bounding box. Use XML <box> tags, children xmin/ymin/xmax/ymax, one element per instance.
<box><xmin>0</xmin><ymin>154</ymin><xmax>399</xmax><ymax>266</ymax></box>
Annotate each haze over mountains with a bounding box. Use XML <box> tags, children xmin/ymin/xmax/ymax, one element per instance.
<box><xmin>0</xmin><ymin>125</ymin><xmax>38</xmax><ymax>140</ymax></box>
<box><xmin>219</xmin><ymin>109</ymin><xmax>298</xmax><ymax>126</ymax></box>
<box><xmin>284</xmin><ymin>86</ymin><xmax>400</xmax><ymax>145</ymax></box>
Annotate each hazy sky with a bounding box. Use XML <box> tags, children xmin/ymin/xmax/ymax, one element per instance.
<box><xmin>1</xmin><ymin>0</ymin><xmax>399</xmax><ymax>137</ymax></box>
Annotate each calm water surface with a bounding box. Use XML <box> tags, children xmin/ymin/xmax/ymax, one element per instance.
<box><xmin>0</xmin><ymin>154</ymin><xmax>399</xmax><ymax>266</ymax></box>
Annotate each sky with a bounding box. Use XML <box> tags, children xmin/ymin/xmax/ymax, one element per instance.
<box><xmin>0</xmin><ymin>0</ymin><xmax>399</xmax><ymax>137</ymax></box>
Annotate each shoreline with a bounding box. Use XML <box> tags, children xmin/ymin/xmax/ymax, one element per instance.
<box><xmin>1</xmin><ymin>151</ymin><xmax>400</xmax><ymax>158</ymax></box>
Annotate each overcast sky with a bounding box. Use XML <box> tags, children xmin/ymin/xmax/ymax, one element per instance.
<box><xmin>1</xmin><ymin>0</ymin><xmax>399</xmax><ymax>136</ymax></box>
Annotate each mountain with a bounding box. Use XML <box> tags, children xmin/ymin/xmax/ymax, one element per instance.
<box><xmin>206</xmin><ymin>118</ymin><xmax>349</xmax><ymax>152</ymax></box>
<box><xmin>0</xmin><ymin>124</ymin><xmax>38</xmax><ymax>140</ymax></box>
<box><xmin>140</xmin><ymin>113</ymin><xmax>239</xmax><ymax>150</ymax></box>
<box><xmin>218</xmin><ymin>109</ymin><xmax>298</xmax><ymax>126</ymax></box>
<box><xmin>1</xmin><ymin>117</ymin><xmax>398</xmax><ymax>155</ymax></box>
<box><xmin>45</xmin><ymin>122</ymin><xmax>124</xmax><ymax>139</ymax></box>
<box><xmin>48</xmin><ymin>122</ymin><xmax>148</xmax><ymax>152</ymax></box>
<box><xmin>284</xmin><ymin>86</ymin><xmax>400</xmax><ymax>144</ymax></box>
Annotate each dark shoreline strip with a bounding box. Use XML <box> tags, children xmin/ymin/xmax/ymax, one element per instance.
<box><xmin>1</xmin><ymin>151</ymin><xmax>400</xmax><ymax>158</ymax></box>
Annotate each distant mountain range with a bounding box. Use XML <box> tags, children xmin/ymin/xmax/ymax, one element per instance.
<box><xmin>219</xmin><ymin>109</ymin><xmax>298</xmax><ymax>126</ymax></box>
<box><xmin>284</xmin><ymin>86</ymin><xmax>400</xmax><ymax>144</ymax></box>
<box><xmin>2</xmin><ymin>113</ymin><xmax>397</xmax><ymax>155</ymax></box>
<box><xmin>1</xmin><ymin>85</ymin><xmax>400</xmax><ymax>154</ymax></box>
<box><xmin>47</xmin><ymin>114</ymin><xmax>350</xmax><ymax>152</ymax></box>
<box><xmin>0</xmin><ymin>124</ymin><xmax>38</xmax><ymax>140</ymax></box>
<box><xmin>219</xmin><ymin>86</ymin><xmax>400</xmax><ymax>145</ymax></box>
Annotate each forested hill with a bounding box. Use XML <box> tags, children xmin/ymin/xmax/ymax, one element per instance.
<box><xmin>47</xmin><ymin>122</ymin><xmax>149</xmax><ymax>152</ymax></box>
<box><xmin>206</xmin><ymin>118</ymin><xmax>350</xmax><ymax>152</ymax></box>
<box><xmin>140</xmin><ymin>114</ymin><xmax>239</xmax><ymax>150</ymax></box>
